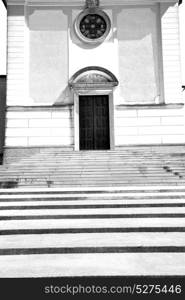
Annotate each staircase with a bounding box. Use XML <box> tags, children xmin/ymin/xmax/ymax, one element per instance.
<box><xmin>0</xmin><ymin>186</ymin><xmax>185</xmax><ymax>277</ymax></box>
<box><xmin>1</xmin><ymin>146</ymin><xmax>185</xmax><ymax>187</ymax></box>
<box><xmin>0</xmin><ymin>146</ymin><xmax>185</xmax><ymax>277</ymax></box>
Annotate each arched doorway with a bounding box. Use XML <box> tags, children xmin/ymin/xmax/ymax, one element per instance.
<box><xmin>69</xmin><ymin>66</ymin><xmax>118</xmax><ymax>151</ymax></box>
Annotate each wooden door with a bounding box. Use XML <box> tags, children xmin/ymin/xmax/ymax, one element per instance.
<box><xmin>79</xmin><ymin>95</ymin><xmax>110</xmax><ymax>150</ymax></box>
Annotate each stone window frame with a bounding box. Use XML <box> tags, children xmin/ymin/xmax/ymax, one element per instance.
<box><xmin>74</xmin><ymin>7</ymin><xmax>111</xmax><ymax>44</ymax></box>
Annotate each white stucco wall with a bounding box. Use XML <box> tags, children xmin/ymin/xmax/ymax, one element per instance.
<box><xmin>69</xmin><ymin>9</ymin><xmax>118</xmax><ymax>79</ymax></box>
<box><xmin>0</xmin><ymin>1</ymin><xmax>7</xmax><ymax>75</ymax></box>
<box><xmin>117</xmin><ymin>5</ymin><xmax>160</xmax><ymax>105</ymax></box>
<box><xmin>29</xmin><ymin>7</ymin><xmax>69</xmax><ymax>104</ymax></box>
<box><xmin>6</xmin><ymin>5</ymin><xmax>26</xmax><ymax>106</ymax></box>
<box><xmin>6</xmin><ymin>3</ymin><xmax>183</xmax><ymax>106</ymax></box>
<box><xmin>160</xmin><ymin>2</ymin><xmax>182</xmax><ymax>103</ymax></box>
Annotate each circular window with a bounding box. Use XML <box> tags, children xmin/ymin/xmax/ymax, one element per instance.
<box><xmin>75</xmin><ymin>9</ymin><xmax>111</xmax><ymax>44</ymax></box>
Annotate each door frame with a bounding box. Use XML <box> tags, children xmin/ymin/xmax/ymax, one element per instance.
<box><xmin>73</xmin><ymin>88</ymin><xmax>115</xmax><ymax>151</ymax></box>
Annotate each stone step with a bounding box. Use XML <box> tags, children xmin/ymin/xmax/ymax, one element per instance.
<box><xmin>1</xmin><ymin>164</ymin><xmax>183</xmax><ymax>168</ymax></box>
<box><xmin>0</xmin><ymin>207</ymin><xmax>185</xmax><ymax>218</ymax></box>
<box><xmin>0</xmin><ymin>165</ymin><xmax>176</xmax><ymax>169</ymax></box>
<box><xmin>1</xmin><ymin>198</ymin><xmax>185</xmax><ymax>205</ymax></box>
<box><xmin>7</xmin><ymin>156</ymin><xmax>184</xmax><ymax>159</ymax></box>
<box><xmin>1</xmin><ymin>217</ymin><xmax>185</xmax><ymax>230</ymax></box>
<box><xmin>15</xmin><ymin>184</ymin><xmax>185</xmax><ymax>189</ymax></box>
<box><xmin>1</xmin><ymin>185</ymin><xmax>185</xmax><ymax>192</ymax></box>
<box><xmin>13</xmin><ymin>180</ymin><xmax>183</xmax><ymax>184</ymax></box>
<box><xmin>2</xmin><ymin>182</ymin><xmax>184</xmax><ymax>188</ymax></box>
<box><xmin>0</xmin><ymin>192</ymin><xmax>184</xmax><ymax>203</ymax></box>
<box><xmin>3</xmin><ymin>160</ymin><xmax>185</xmax><ymax>165</ymax></box>
<box><xmin>1</xmin><ymin>167</ymin><xmax>180</xmax><ymax>171</ymax></box>
<box><xmin>14</xmin><ymin>183</ymin><xmax>185</xmax><ymax>188</ymax></box>
<box><xmin>3</xmin><ymin>169</ymin><xmax>149</xmax><ymax>172</ymax></box>
<box><xmin>6</xmin><ymin>160</ymin><xmax>182</xmax><ymax>164</ymax></box>
<box><xmin>0</xmin><ymin>232</ymin><xmax>184</xmax><ymax>249</ymax></box>
<box><xmin>1</xmin><ymin>178</ymin><xmax>183</xmax><ymax>182</ymax></box>
<box><xmin>1</xmin><ymin>253</ymin><xmax>185</xmax><ymax>277</ymax></box>
<box><xmin>1</xmin><ymin>192</ymin><xmax>185</xmax><ymax>199</ymax></box>
<box><xmin>2</xmin><ymin>153</ymin><xmax>185</xmax><ymax>157</ymax></box>
<box><xmin>5</xmin><ymin>159</ymin><xmax>184</xmax><ymax>163</ymax></box>
<box><xmin>0</xmin><ymin>181</ymin><xmax>185</xmax><ymax>276</ymax></box>
<box><xmin>0</xmin><ymin>175</ymin><xmax>179</xmax><ymax>181</ymax></box>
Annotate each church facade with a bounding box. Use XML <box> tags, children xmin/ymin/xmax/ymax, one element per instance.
<box><xmin>4</xmin><ymin>0</ymin><xmax>184</xmax><ymax>155</ymax></box>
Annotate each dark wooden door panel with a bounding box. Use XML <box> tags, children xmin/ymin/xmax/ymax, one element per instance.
<box><xmin>79</xmin><ymin>95</ymin><xmax>110</xmax><ymax>150</ymax></box>
<box><xmin>94</xmin><ymin>96</ymin><xmax>110</xmax><ymax>150</ymax></box>
<box><xmin>79</xmin><ymin>97</ymin><xmax>94</xmax><ymax>150</ymax></box>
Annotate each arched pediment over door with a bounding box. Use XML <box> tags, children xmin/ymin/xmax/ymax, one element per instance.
<box><xmin>70</xmin><ymin>67</ymin><xmax>118</xmax><ymax>151</ymax></box>
<box><xmin>69</xmin><ymin>66</ymin><xmax>119</xmax><ymax>90</ymax></box>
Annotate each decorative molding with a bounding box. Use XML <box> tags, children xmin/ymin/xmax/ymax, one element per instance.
<box><xmin>73</xmin><ymin>89</ymin><xmax>115</xmax><ymax>151</ymax></box>
<box><xmin>74</xmin><ymin>7</ymin><xmax>111</xmax><ymax>44</ymax></box>
<box><xmin>115</xmin><ymin>143</ymin><xmax>185</xmax><ymax>148</ymax></box>
<box><xmin>85</xmin><ymin>0</ymin><xmax>99</xmax><ymax>8</ymax></box>
<box><xmin>6</xmin><ymin>105</ymin><xmax>74</xmax><ymax>111</ymax></box>
<box><xmin>156</xmin><ymin>3</ymin><xmax>165</xmax><ymax>105</ymax></box>
<box><xmin>69</xmin><ymin>66</ymin><xmax>119</xmax><ymax>89</ymax></box>
<box><xmin>6</xmin><ymin>0</ymin><xmax>179</xmax><ymax>7</ymax></box>
<box><xmin>4</xmin><ymin>146</ymin><xmax>74</xmax><ymax>149</ymax></box>
<box><xmin>78</xmin><ymin>73</ymin><xmax>111</xmax><ymax>83</ymax></box>
<box><xmin>115</xmin><ymin>103</ymin><xmax>184</xmax><ymax>110</ymax></box>
<box><xmin>6</xmin><ymin>103</ymin><xmax>184</xmax><ymax>112</ymax></box>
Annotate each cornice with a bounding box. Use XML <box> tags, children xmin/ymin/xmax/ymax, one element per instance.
<box><xmin>6</xmin><ymin>0</ymin><xmax>179</xmax><ymax>7</ymax></box>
